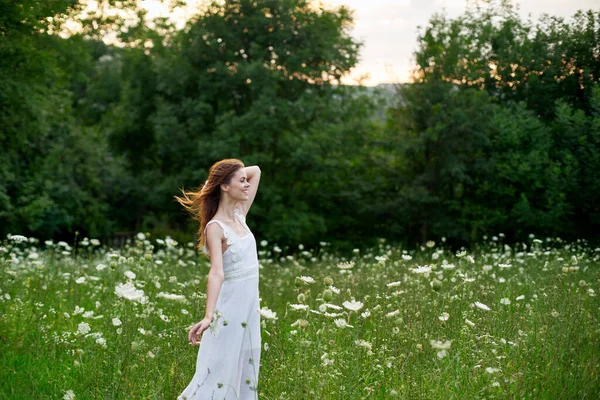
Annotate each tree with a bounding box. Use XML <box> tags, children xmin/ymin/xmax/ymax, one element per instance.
<box><xmin>413</xmin><ymin>1</ymin><xmax>600</xmax><ymax>120</ymax></box>
<box><xmin>386</xmin><ymin>1</ymin><xmax>600</xmax><ymax>243</ymax></box>
<box><xmin>0</xmin><ymin>1</ymin><xmax>122</xmax><ymax>239</ymax></box>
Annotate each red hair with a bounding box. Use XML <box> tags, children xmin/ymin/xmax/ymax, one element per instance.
<box><xmin>174</xmin><ymin>159</ymin><xmax>245</xmax><ymax>252</ymax></box>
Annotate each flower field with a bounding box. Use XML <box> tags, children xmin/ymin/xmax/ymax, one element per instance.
<box><xmin>1</xmin><ymin>234</ymin><xmax>598</xmax><ymax>399</ymax></box>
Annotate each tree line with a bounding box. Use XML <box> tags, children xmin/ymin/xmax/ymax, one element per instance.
<box><xmin>1</xmin><ymin>0</ymin><xmax>598</xmax><ymax>250</ymax></box>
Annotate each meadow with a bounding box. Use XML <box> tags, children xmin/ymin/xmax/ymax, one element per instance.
<box><xmin>0</xmin><ymin>234</ymin><xmax>598</xmax><ymax>399</ymax></box>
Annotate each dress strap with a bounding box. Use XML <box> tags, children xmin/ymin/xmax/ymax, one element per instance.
<box><xmin>203</xmin><ymin>220</ymin><xmax>235</xmax><ymax>256</ymax></box>
<box><xmin>205</xmin><ymin>220</ymin><xmax>234</xmax><ymax>242</ymax></box>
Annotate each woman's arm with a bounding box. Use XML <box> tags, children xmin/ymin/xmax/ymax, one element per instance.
<box><xmin>188</xmin><ymin>224</ymin><xmax>225</xmax><ymax>345</ymax></box>
<box><xmin>238</xmin><ymin>165</ymin><xmax>261</xmax><ymax>216</ymax></box>
<box><xmin>204</xmin><ymin>224</ymin><xmax>225</xmax><ymax>319</ymax></box>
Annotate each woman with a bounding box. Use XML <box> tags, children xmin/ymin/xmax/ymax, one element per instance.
<box><xmin>174</xmin><ymin>159</ymin><xmax>262</xmax><ymax>400</ymax></box>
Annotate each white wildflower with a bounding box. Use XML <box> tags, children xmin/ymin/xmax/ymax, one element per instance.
<box><xmin>333</xmin><ymin>319</ymin><xmax>353</xmax><ymax>329</ymax></box>
<box><xmin>259</xmin><ymin>307</ymin><xmax>278</xmax><ymax>320</ymax></box>
<box><xmin>430</xmin><ymin>340</ymin><xmax>452</xmax><ymax>350</ymax></box>
<box><xmin>515</xmin><ymin>295</ymin><xmax>525</xmax><ymax>301</ymax></box>
<box><xmin>63</xmin><ymin>390</ymin><xmax>76</xmax><ymax>400</ymax></box>
<box><xmin>438</xmin><ymin>312</ymin><xmax>449</xmax><ymax>322</ymax></box>
<box><xmin>114</xmin><ymin>282</ymin><xmax>148</xmax><ymax>304</ymax></box>
<box><xmin>329</xmin><ymin>286</ymin><xmax>340</xmax><ymax>294</ymax></box>
<box><xmin>387</xmin><ymin>281</ymin><xmax>402</xmax><ymax>288</ymax></box>
<box><xmin>297</xmin><ymin>276</ymin><xmax>315</xmax><ymax>284</ymax></box>
<box><xmin>9</xmin><ymin>235</ymin><xmax>28</xmax><ymax>243</ymax></box>
<box><xmin>289</xmin><ymin>304</ymin><xmax>308</xmax><ymax>311</ymax></box>
<box><xmin>321</xmin><ymin>352</ymin><xmax>334</xmax><ymax>366</ymax></box>
<box><xmin>324</xmin><ymin>312</ymin><xmax>343</xmax><ymax>318</ymax></box>
<box><xmin>77</xmin><ymin>322</ymin><xmax>91</xmax><ymax>335</ymax></box>
<box><xmin>500</xmin><ymin>298</ymin><xmax>511</xmax><ymax>305</ymax></box>
<box><xmin>401</xmin><ymin>254</ymin><xmax>412</xmax><ymax>261</ymax></box>
<box><xmin>75</xmin><ymin>277</ymin><xmax>86</xmax><ymax>284</ymax></box>
<box><xmin>465</xmin><ymin>318</ymin><xmax>475</xmax><ymax>327</ymax></box>
<box><xmin>338</xmin><ymin>261</ymin><xmax>355</xmax><ymax>270</ymax></box>
<box><xmin>474</xmin><ymin>301</ymin><xmax>491</xmax><ymax>311</ymax></box>
<box><xmin>124</xmin><ymin>270</ymin><xmax>136</xmax><ymax>280</ymax></box>
<box><xmin>386</xmin><ymin>310</ymin><xmax>400</xmax><ymax>318</ymax></box>
<box><xmin>411</xmin><ymin>265</ymin><xmax>431</xmax><ymax>274</ymax></box>
<box><xmin>112</xmin><ymin>317</ymin><xmax>122</xmax><ymax>326</ymax></box>
<box><xmin>157</xmin><ymin>292</ymin><xmax>186</xmax><ymax>302</ymax></box>
<box><xmin>343</xmin><ymin>300</ymin><xmax>364</xmax><ymax>312</ymax></box>
<box><xmin>375</xmin><ymin>255</ymin><xmax>388</xmax><ymax>263</ymax></box>
<box><xmin>354</xmin><ymin>339</ymin><xmax>372</xmax><ymax>350</ymax></box>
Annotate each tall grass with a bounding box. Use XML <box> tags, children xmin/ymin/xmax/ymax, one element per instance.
<box><xmin>0</xmin><ymin>235</ymin><xmax>598</xmax><ymax>399</ymax></box>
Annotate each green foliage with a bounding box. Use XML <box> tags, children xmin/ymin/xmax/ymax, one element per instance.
<box><xmin>1</xmin><ymin>0</ymin><xmax>598</xmax><ymax>247</ymax></box>
<box><xmin>388</xmin><ymin>1</ymin><xmax>600</xmax><ymax>244</ymax></box>
<box><xmin>414</xmin><ymin>1</ymin><xmax>600</xmax><ymax>119</ymax></box>
<box><xmin>106</xmin><ymin>0</ymin><xmax>376</xmax><ymax>247</ymax></box>
<box><xmin>0</xmin><ymin>1</ymin><xmax>122</xmax><ymax>239</ymax></box>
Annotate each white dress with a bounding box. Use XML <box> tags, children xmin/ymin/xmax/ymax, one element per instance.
<box><xmin>178</xmin><ymin>208</ymin><xmax>261</xmax><ymax>400</ymax></box>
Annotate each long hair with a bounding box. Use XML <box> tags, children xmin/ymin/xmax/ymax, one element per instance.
<box><xmin>174</xmin><ymin>159</ymin><xmax>245</xmax><ymax>252</ymax></box>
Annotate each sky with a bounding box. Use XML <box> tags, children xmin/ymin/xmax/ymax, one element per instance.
<box><xmin>323</xmin><ymin>0</ymin><xmax>599</xmax><ymax>85</ymax></box>
<box><xmin>138</xmin><ymin>0</ymin><xmax>599</xmax><ymax>85</ymax></box>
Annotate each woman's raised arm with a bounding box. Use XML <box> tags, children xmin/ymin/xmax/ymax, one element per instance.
<box><xmin>238</xmin><ymin>165</ymin><xmax>261</xmax><ymax>216</ymax></box>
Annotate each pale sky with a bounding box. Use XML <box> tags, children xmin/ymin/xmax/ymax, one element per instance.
<box><xmin>326</xmin><ymin>0</ymin><xmax>599</xmax><ymax>85</ymax></box>
<box><xmin>136</xmin><ymin>0</ymin><xmax>599</xmax><ymax>85</ymax></box>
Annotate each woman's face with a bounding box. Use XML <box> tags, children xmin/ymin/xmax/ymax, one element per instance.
<box><xmin>223</xmin><ymin>168</ymin><xmax>250</xmax><ymax>201</ymax></box>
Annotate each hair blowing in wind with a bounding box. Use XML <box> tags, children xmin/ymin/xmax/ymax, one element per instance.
<box><xmin>174</xmin><ymin>159</ymin><xmax>245</xmax><ymax>251</ymax></box>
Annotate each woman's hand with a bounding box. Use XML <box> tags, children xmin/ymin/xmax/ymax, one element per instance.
<box><xmin>188</xmin><ymin>317</ymin><xmax>212</xmax><ymax>345</ymax></box>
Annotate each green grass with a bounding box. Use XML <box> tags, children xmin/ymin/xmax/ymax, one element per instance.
<box><xmin>0</xmin><ymin>235</ymin><xmax>598</xmax><ymax>399</ymax></box>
